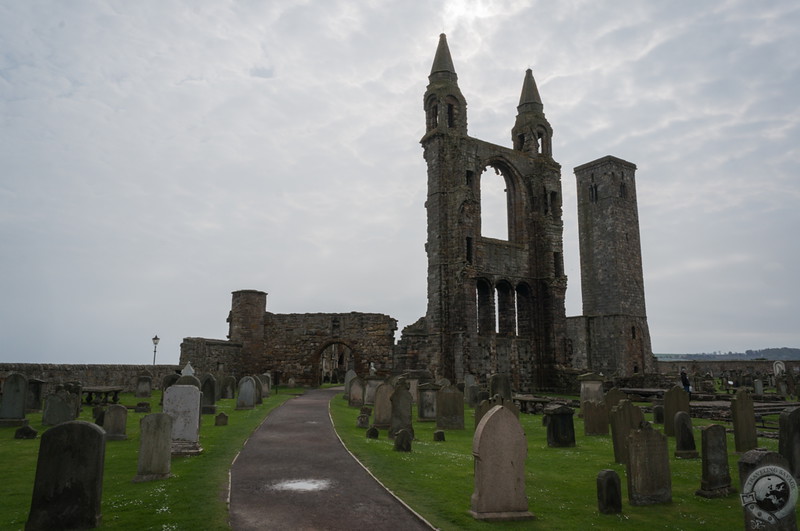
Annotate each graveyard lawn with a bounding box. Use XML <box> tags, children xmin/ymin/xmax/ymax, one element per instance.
<box><xmin>330</xmin><ymin>395</ymin><xmax>785</xmax><ymax>531</ymax></box>
<box><xmin>0</xmin><ymin>391</ymin><xmax>296</xmax><ymax>529</ymax></box>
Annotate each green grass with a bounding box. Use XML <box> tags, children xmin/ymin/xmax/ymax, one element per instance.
<box><xmin>330</xmin><ymin>396</ymin><xmax>783</xmax><ymax>530</ymax></box>
<box><xmin>0</xmin><ymin>390</ymin><xmax>296</xmax><ymax>530</ymax></box>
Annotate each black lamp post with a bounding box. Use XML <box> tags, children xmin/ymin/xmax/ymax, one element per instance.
<box><xmin>152</xmin><ymin>335</ymin><xmax>160</xmax><ymax>365</ymax></box>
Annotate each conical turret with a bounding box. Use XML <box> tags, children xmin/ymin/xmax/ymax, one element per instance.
<box><xmin>423</xmin><ymin>34</ymin><xmax>467</xmax><ymax>136</ymax></box>
<box><xmin>512</xmin><ymin>68</ymin><xmax>552</xmax><ymax>156</ymax></box>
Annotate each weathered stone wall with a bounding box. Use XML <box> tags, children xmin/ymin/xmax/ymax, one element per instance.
<box><xmin>0</xmin><ymin>363</ymin><xmax>179</xmax><ymax>396</ymax></box>
<box><xmin>179</xmin><ymin>338</ymin><xmax>243</xmax><ymax>379</ymax></box>
<box><xmin>657</xmin><ymin>360</ymin><xmax>800</xmax><ymax>378</ymax></box>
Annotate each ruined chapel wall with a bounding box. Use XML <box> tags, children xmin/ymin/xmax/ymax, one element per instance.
<box><xmin>0</xmin><ymin>363</ymin><xmax>179</xmax><ymax>395</ymax></box>
<box><xmin>179</xmin><ymin>338</ymin><xmax>243</xmax><ymax>379</ymax></box>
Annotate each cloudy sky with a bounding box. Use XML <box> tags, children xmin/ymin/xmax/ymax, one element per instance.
<box><xmin>1</xmin><ymin>1</ymin><xmax>798</xmax><ymax>365</ymax></box>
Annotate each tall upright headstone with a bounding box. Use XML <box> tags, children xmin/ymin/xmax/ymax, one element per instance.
<box><xmin>470</xmin><ymin>405</ymin><xmax>534</xmax><ymax>521</ymax></box>
<box><xmin>544</xmin><ymin>404</ymin><xmax>576</xmax><ymax>447</ymax></box>
<box><xmin>731</xmin><ymin>389</ymin><xmax>758</xmax><ymax>453</ymax></box>
<box><xmin>738</xmin><ymin>449</ymin><xmax>798</xmax><ymax>531</ymax></box>
<box><xmin>135</xmin><ymin>375</ymin><xmax>152</xmax><ymax>398</ymax></box>
<box><xmin>489</xmin><ymin>374</ymin><xmax>512</xmax><ymax>401</ymax></box>
<box><xmin>343</xmin><ymin>369</ymin><xmax>357</xmax><ymax>400</ymax></box>
<box><xmin>133</xmin><ymin>413</ymin><xmax>172</xmax><ymax>482</ymax></box>
<box><xmin>627</xmin><ymin>422</ymin><xmax>671</xmax><ymax>505</ymax></box>
<box><xmin>349</xmin><ymin>377</ymin><xmax>365</xmax><ymax>408</ymax></box>
<box><xmin>597</xmin><ymin>469</ymin><xmax>622</xmax><ymax>514</ymax></box>
<box><xmin>579</xmin><ymin>373</ymin><xmax>605</xmax><ymax>410</ymax></box>
<box><xmin>372</xmin><ymin>382</ymin><xmax>394</xmax><ymax>429</ymax></box>
<box><xmin>200</xmin><ymin>374</ymin><xmax>217</xmax><ymax>415</ymax></box>
<box><xmin>0</xmin><ymin>372</ymin><xmax>28</xmax><ymax>426</ymax></box>
<box><xmin>673</xmin><ymin>411</ymin><xmax>698</xmax><ymax>459</ymax></box>
<box><xmin>696</xmin><ymin>424</ymin><xmax>735</xmax><ymax>498</ymax></box>
<box><xmin>417</xmin><ymin>382</ymin><xmax>440</xmax><ymax>422</ymax></box>
<box><xmin>436</xmin><ymin>385</ymin><xmax>465</xmax><ymax>430</ymax></box>
<box><xmin>41</xmin><ymin>393</ymin><xmax>73</xmax><ymax>426</ymax></box>
<box><xmin>604</xmin><ymin>388</ymin><xmax>627</xmax><ymax>421</ymax></box>
<box><xmin>389</xmin><ymin>386</ymin><xmax>414</xmax><ymax>439</ymax></box>
<box><xmin>610</xmin><ymin>400</ymin><xmax>644</xmax><ymax>464</ymax></box>
<box><xmin>236</xmin><ymin>377</ymin><xmax>256</xmax><ymax>410</ymax></box>
<box><xmin>221</xmin><ymin>376</ymin><xmax>236</xmax><ymax>399</ymax></box>
<box><xmin>779</xmin><ymin>406</ymin><xmax>800</xmax><ymax>480</ymax></box>
<box><xmin>163</xmin><ymin>385</ymin><xmax>203</xmax><ymax>456</ymax></box>
<box><xmin>364</xmin><ymin>375</ymin><xmax>383</xmax><ymax>406</ymax></box>
<box><xmin>663</xmin><ymin>385</ymin><xmax>690</xmax><ymax>437</ymax></box>
<box><xmin>583</xmin><ymin>400</ymin><xmax>609</xmax><ymax>436</ymax></box>
<box><xmin>26</xmin><ymin>421</ymin><xmax>105</xmax><ymax>530</ymax></box>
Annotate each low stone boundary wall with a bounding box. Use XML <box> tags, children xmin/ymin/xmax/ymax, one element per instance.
<box><xmin>0</xmin><ymin>363</ymin><xmax>180</xmax><ymax>396</ymax></box>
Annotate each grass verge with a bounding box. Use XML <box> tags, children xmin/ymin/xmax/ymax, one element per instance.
<box><xmin>0</xmin><ymin>390</ymin><xmax>296</xmax><ymax>530</ymax></box>
<box><xmin>330</xmin><ymin>395</ymin><xmax>783</xmax><ymax>530</ymax></box>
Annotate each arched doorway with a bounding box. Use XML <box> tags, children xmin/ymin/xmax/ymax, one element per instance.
<box><xmin>311</xmin><ymin>340</ymin><xmax>358</xmax><ymax>387</ymax></box>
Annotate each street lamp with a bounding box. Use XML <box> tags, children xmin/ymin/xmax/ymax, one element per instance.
<box><xmin>152</xmin><ymin>335</ymin><xmax>160</xmax><ymax>365</ymax></box>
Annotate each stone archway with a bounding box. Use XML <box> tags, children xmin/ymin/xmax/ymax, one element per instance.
<box><xmin>310</xmin><ymin>339</ymin><xmax>360</xmax><ymax>388</ymax></box>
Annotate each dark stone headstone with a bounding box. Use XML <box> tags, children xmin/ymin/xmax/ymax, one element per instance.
<box><xmin>545</xmin><ymin>404</ymin><xmax>576</xmax><ymax>447</ymax></box>
<box><xmin>221</xmin><ymin>376</ymin><xmax>237</xmax><ymax>399</ymax></box>
<box><xmin>26</xmin><ymin>421</ymin><xmax>105</xmax><ymax>530</ymax></box>
<box><xmin>433</xmin><ymin>430</ymin><xmax>445</xmax><ymax>442</ymax></box>
<box><xmin>135</xmin><ymin>402</ymin><xmax>151</xmax><ymax>413</ymax></box>
<box><xmin>652</xmin><ymin>404</ymin><xmax>665</xmax><ymax>424</ymax></box>
<box><xmin>135</xmin><ymin>376</ymin><xmax>152</xmax><ymax>398</ymax></box>
<box><xmin>488</xmin><ymin>374</ymin><xmax>512</xmax><ymax>401</ymax></box>
<box><xmin>366</xmin><ymin>426</ymin><xmax>379</xmax><ymax>439</ymax></box>
<box><xmin>466</xmin><ymin>385</ymin><xmax>481</xmax><ymax>408</ymax></box>
<box><xmin>583</xmin><ymin>400</ymin><xmax>608</xmax><ymax>436</ymax></box>
<box><xmin>389</xmin><ymin>386</ymin><xmax>414</xmax><ymax>439</ymax></box>
<box><xmin>42</xmin><ymin>393</ymin><xmax>74</xmax><ymax>427</ymax></box>
<box><xmin>15</xmin><ymin>425</ymin><xmax>38</xmax><ymax>439</ymax></box>
<box><xmin>779</xmin><ymin>406</ymin><xmax>800</xmax><ymax>480</ymax></box>
<box><xmin>674</xmin><ymin>411</ymin><xmax>698</xmax><ymax>459</ymax></box>
<box><xmin>731</xmin><ymin>389</ymin><xmax>758</xmax><ymax>453</ymax></box>
<box><xmin>215</xmin><ymin>412</ymin><xmax>229</xmax><ymax>426</ymax></box>
<box><xmin>604</xmin><ymin>388</ymin><xmax>627</xmax><ymax>421</ymax></box>
<box><xmin>200</xmin><ymin>374</ymin><xmax>217</xmax><ymax>415</ymax></box>
<box><xmin>610</xmin><ymin>400</ymin><xmax>644</xmax><ymax>464</ymax></box>
<box><xmin>627</xmin><ymin>422</ymin><xmax>671</xmax><ymax>506</ymax></box>
<box><xmin>104</xmin><ymin>404</ymin><xmax>128</xmax><ymax>441</ymax></box>
<box><xmin>372</xmin><ymin>382</ymin><xmax>393</xmax><ymax>428</ymax></box>
<box><xmin>597</xmin><ymin>469</ymin><xmax>622</xmax><ymax>514</ymax></box>
<box><xmin>356</xmin><ymin>413</ymin><xmax>370</xmax><ymax>429</ymax></box>
<box><xmin>477</xmin><ymin>390</ymin><xmax>490</xmax><ymax>403</ymax></box>
<box><xmin>417</xmin><ymin>382</ymin><xmax>440</xmax><ymax>422</ymax></box>
<box><xmin>436</xmin><ymin>385</ymin><xmax>465</xmax><ymax>430</ymax></box>
<box><xmin>175</xmin><ymin>374</ymin><xmax>201</xmax><ymax>389</ymax></box>
<box><xmin>738</xmin><ymin>449</ymin><xmax>798</xmax><ymax>530</ymax></box>
<box><xmin>696</xmin><ymin>424</ymin><xmax>735</xmax><ymax>498</ymax></box>
<box><xmin>0</xmin><ymin>372</ymin><xmax>28</xmax><ymax>426</ymax></box>
<box><xmin>348</xmin><ymin>377</ymin><xmax>365</xmax><ymax>408</ymax></box>
<box><xmin>394</xmin><ymin>429</ymin><xmax>413</xmax><ymax>452</ymax></box>
<box><xmin>663</xmin><ymin>386</ymin><xmax>690</xmax><ymax>437</ymax></box>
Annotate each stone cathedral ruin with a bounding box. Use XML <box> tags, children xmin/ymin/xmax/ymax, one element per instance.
<box><xmin>180</xmin><ymin>34</ymin><xmax>656</xmax><ymax>391</ymax></box>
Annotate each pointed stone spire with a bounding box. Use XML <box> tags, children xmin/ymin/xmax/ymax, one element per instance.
<box><xmin>429</xmin><ymin>33</ymin><xmax>457</xmax><ymax>80</ymax></box>
<box><xmin>518</xmin><ymin>68</ymin><xmax>543</xmax><ymax>113</ymax></box>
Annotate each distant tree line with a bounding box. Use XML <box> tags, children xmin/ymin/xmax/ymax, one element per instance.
<box><xmin>656</xmin><ymin>347</ymin><xmax>800</xmax><ymax>361</ymax></box>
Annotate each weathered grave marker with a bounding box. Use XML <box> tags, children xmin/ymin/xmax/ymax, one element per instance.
<box><xmin>627</xmin><ymin>422</ymin><xmax>671</xmax><ymax>505</ymax></box>
<box><xmin>779</xmin><ymin>406</ymin><xmax>800</xmax><ymax>480</ymax></box>
<box><xmin>133</xmin><ymin>413</ymin><xmax>172</xmax><ymax>482</ymax></box>
<box><xmin>394</xmin><ymin>429</ymin><xmax>413</xmax><ymax>452</ymax></box>
<box><xmin>488</xmin><ymin>373</ymin><xmax>512</xmax><ymax>401</ymax></box>
<box><xmin>41</xmin><ymin>393</ymin><xmax>73</xmax><ymax>426</ymax></box>
<box><xmin>0</xmin><ymin>372</ymin><xmax>28</xmax><ymax>426</ymax></box>
<box><xmin>470</xmin><ymin>405</ymin><xmax>534</xmax><ymax>521</ymax></box>
<box><xmin>583</xmin><ymin>400</ymin><xmax>609</xmax><ymax>436</ymax></box>
<box><xmin>104</xmin><ymin>404</ymin><xmax>128</xmax><ymax>441</ymax></box>
<box><xmin>200</xmin><ymin>374</ymin><xmax>217</xmax><ymax>415</ymax></box>
<box><xmin>417</xmin><ymin>382</ymin><xmax>440</xmax><ymax>422</ymax></box>
<box><xmin>236</xmin><ymin>377</ymin><xmax>256</xmax><ymax>410</ymax></box>
<box><xmin>26</xmin><ymin>421</ymin><xmax>105</xmax><ymax>529</ymax></box>
<box><xmin>544</xmin><ymin>404</ymin><xmax>575</xmax><ymax>447</ymax></box>
<box><xmin>372</xmin><ymin>382</ymin><xmax>393</xmax><ymax>429</ymax></box>
<box><xmin>135</xmin><ymin>375</ymin><xmax>152</xmax><ymax>398</ymax></box>
<box><xmin>597</xmin><ymin>469</ymin><xmax>622</xmax><ymax>514</ymax></box>
<box><xmin>674</xmin><ymin>410</ymin><xmax>698</xmax><ymax>459</ymax></box>
<box><xmin>389</xmin><ymin>385</ymin><xmax>414</xmax><ymax>439</ymax></box>
<box><xmin>348</xmin><ymin>377</ymin><xmax>365</xmax><ymax>408</ymax></box>
<box><xmin>696</xmin><ymin>424</ymin><xmax>735</xmax><ymax>498</ymax></box>
<box><xmin>731</xmin><ymin>388</ymin><xmax>758</xmax><ymax>453</ymax></box>
<box><xmin>163</xmin><ymin>385</ymin><xmax>203</xmax><ymax>456</ymax></box>
<box><xmin>436</xmin><ymin>385</ymin><xmax>465</xmax><ymax>430</ymax></box>
<box><xmin>610</xmin><ymin>399</ymin><xmax>644</xmax><ymax>464</ymax></box>
<box><xmin>663</xmin><ymin>385</ymin><xmax>690</xmax><ymax>437</ymax></box>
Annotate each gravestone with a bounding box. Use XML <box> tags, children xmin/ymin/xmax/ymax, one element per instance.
<box><xmin>163</xmin><ymin>385</ymin><xmax>203</xmax><ymax>456</ymax></box>
<box><xmin>215</xmin><ymin>412</ymin><xmax>229</xmax><ymax>426</ymax></box>
<box><xmin>0</xmin><ymin>372</ymin><xmax>28</xmax><ymax>426</ymax></box>
<box><xmin>470</xmin><ymin>405</ymin><xmax>534</xmax><ymax>521</ymax></box>
<box><xmin>663</xmin><ymin>385</ymin><xmax>690</xmax><ymax>437</ymax></box>
<box><xmin>356</xmin><ymin>412</ymin><xmax>370</xmax><ymax>428</ymax></box>
<box><xmin>181</xmin><ymin>361</ymin><xmax>195</xmax><ymax>376</ymax></box>
<box><xmin>389</xmin><ymin>385</ymin><xmax>414</xmax><ymax>440</ymax></box>
<box><xmin>627</xmin><ymin>422</ymin><xmax>672</xmax><ymax>505</ymax></box>
<box><xmin>652</xmin><ymin>404</ymin><xmax>665</xmax><ymax>424</ymax></box>
<box><xmin>251</xmin><ymin>376</ymin><xmax>264</xmax><ymax>405</ymax></box>
<box><xmin>135</xmin><ymin>402</ymin><xmax>151</xmax><ymax>413</ymax></box>
<box><xmin>433</xmin><ymin>430</ymin><xmax>446</xmax><ymax>442</ymax></box>
<box><xmin>135</xmin><ymin>376</ymin><xmax>152</xmax><ymax>398</ymax></box>
<box><xmin>544</xmin><ymin>404</ymin><xmax>575</xmax><ymax>447</ymax></box>
<box><xmin>221</xmin><ymin>376</ymin><xmax>236</xmax><ymax>399</ymax></box>
<box><xmin>394</xmin><ymin>429</ymin><xmax>413</xmax><ymax>452</ymax></box>
<box><xmin>364</xmin><ymin>375</ymin><xmax>383</xmax><ymax>405</ymax></box>
<box><xmin>583</xmin><ymin>400</ymin><xmax>609</xmax><ymax>436</ymax></box>
<box><xmin>466</xmin><ymin>385</ymin><xmax>481</xmax><ymax>408</ymax></box>
<box><xmin>372</xmin><ymin>382</ymin><xmax>394</xmax><ymax>429</ymax></box>
<box><xmin>696</xmin><ymin>424</ymin><xmax>735</xmax><ymax>498</ymax></box>
<box><xmin>464</xmin><ymin>373</ymin><xmax>477</xmax><ymax>390</ymax></box>
<box><xmin>104</xmin><ymin>404</ymin><xmax>128</xmax><ymax>441</ymax></box>
<box><xmin>779</xmin><ymin>406</ymin><xmax>800</xmax><ymax>480</ymax></box>
<box><xmin>200</xmin><ymin>374</ymin><xmax>217</xmax><ymax>415</ymax></box>
<box><xmin>365</xmin><ymin>426</ymin><xmax>379</xmax><ymax>439</ymax></box>
<box><xmin>41</xmin><ymin>393</ymin><xmax>73</xmax><ymax>426</ymax></box>
<box><xmin>259</xmin><ymin>373</ymin><xmax>271</xmax><ymax>398</ymax></box>
<box><xmin>436</xmin><ymin>385</ymin><xmax>465</xmax><ymax>430</ymax></box>
<box><xmin>26</xmin><ymin>378</ymin><xmax>44</xmax><ymax>412</ymax></box>
<box><xmin>673</xmin><ymin>411</ymin><xmax>698</xmax><ymax>459</ymax></box>
<box><xmin>604</xmin><ymin>388</ymin><xmax>627</xmax><ymax>421</ymax></box>
<box><xmin>343</xmin><ymin>369</ymin><xmax>357</xmax><ymax>400</ymax></box>
<box><xmin>610</xmin><ymin>400</ymin><xmax>645</xmax><ymax>464</ymax></box>
<box><xmin>579</xmin><ymin>373</ymin><xmax>605</xmax><ymax>411</ymax></box>
<box><xmin>348</xmin><ymin>377</ymin><xmax>365</xmax><ymax>408</ymax></box>
<box><xmin>731</xmin><ymin>389</ymin><xmax>758</xmax><ymax>453</ymax></box>
<box><xmin>488</xmin><ymin>374</ymin><xmax>512</xmax><ymax>401</ymax></box>
<box><xmin>754</xmin><ymin>379</ymin><xmax>764</xmax><ymax>396</ymax></box>
<box><xmin>475</xmin><ymin>395</ymin><xmax>520</xmax><ymax>429</ymax></box>
<box><xmin>26</xmin><ymin>421</ymin><xmax>105</xmax><ymax>530</ymax></box>
<box><xmin>417</xmin><ymin>382</ymin><xmax>440</xmax><ymax>422</ymax></box>
<box><xmin>236</xmin><ymin>377</ymin><xmax>256</xmax><ymax>410</ymax></box>
<box><xmin>597</xmin><ymin>469</ymin><xmax>622</xmax><ymax>514</ymax></box>
<box><xmin>133</xmin><ymin>413</ymin><xmax>172</xmax><ymax>482</ymax></box>
<box><xmin>161</xmin><ymin>373</ymin><xmax>180</xmax><ymax>404</ymax></box>
<box><xmin>15</xmin><ymin>424</ymin><xmax>38</xmax><ymax>439</ymax></box>
<box><xmin>738</xmin><ymin>449</ymin><xmax>798</xmax><ymax>530</ymax></box>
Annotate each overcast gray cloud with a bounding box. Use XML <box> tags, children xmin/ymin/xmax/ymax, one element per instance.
<box><xmin>1</xmin><ymin>0</ymin><xmax>799</xmax><ymax>364</ymax></box>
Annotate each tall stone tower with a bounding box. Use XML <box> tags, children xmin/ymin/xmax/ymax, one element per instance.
<box><xmin>573</xmin><ymin>156</ymin><xmax>655</xmax><ymax>375</ymax></box>
<box><xmin>417</xmin><ymin>34</ymin><xmax>568</xmax><ymax>391</ymax></box>
<box><xmin>227</xmin><ymin>289</ymin><xmax>267</xmax><ymax>373</ymax></box>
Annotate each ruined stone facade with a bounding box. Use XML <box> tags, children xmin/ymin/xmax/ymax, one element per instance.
<box><xmin>180</xmin><ymin>290</ymin><xmax>397</xmax><ymax>386</ymax></box>
<box><xmin>180</xmin><ymin>35</ymin><xmax>656</xmax><ymax>391</ymax></box>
